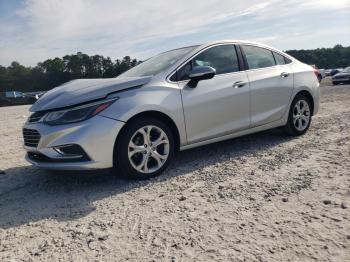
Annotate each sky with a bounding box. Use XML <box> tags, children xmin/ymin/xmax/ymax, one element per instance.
<box><xmin>0</xmin><ymin>0</ymin><xmax>349</xmax><ymax>66</ymax></box>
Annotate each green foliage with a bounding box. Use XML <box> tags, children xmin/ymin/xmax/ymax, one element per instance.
<box><xmin>0</xmin><ymin>53</ymin><xmax>141</xmax><ymax>92</ymax></box>
<box><xmin>286</xmin><ymin>45</ymin><xmax>350</xmax><ymax>69</ymax></box>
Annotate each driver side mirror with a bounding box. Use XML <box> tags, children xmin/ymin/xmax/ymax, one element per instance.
<box><xmin>188</xmin><ymin>66</ymin><xmax>216</xmax><ymax>88</ymax></box>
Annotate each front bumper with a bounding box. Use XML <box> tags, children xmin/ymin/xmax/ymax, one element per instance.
<box><xmin>23</xmin><ymin>115</ymin><xmax>124</xmax><ymax>170</ymax></box>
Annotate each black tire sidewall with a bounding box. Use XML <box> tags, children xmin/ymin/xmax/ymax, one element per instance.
<box><xmin>114</xmin><ymin>117</ymin><xmax>175</xmax><ymax>179</ymax></box>
<box><xmin>285</xmin><ymin>94</ymin><xmax>312</xmax><ymax>136</ymax></box>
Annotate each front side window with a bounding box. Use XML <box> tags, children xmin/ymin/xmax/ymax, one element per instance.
<box><xmin>242</xmin><ymin>45</ymin><xmax>276</xmax><ymax>69</ymax></box>
<box><xmin>176</xmin><ymin>44</ymin><xmax>239</xmax><ymax>81</ymax></box>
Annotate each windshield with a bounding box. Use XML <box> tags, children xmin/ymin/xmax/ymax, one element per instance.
<box><xmin>343</xmin><ymin>67</ymin><xmax>350</xmax><ymax>72</ymax></box>
<box><xmin>119</xmin><ymin>46</ymin><xmax>197</xmax><ymax>78</ymax></box>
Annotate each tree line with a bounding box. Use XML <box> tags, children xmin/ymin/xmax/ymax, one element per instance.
<box><xmin>0</xmin><ymin>53</ymin><xmax>140</xmax><ymax>93</ymax></box>
<box><xmin>286</xmin><ymin>44</ymin><xmax>350</xmax><ymax>69</ymax></box>
<box><xmin>1</xmin><ymin>45</ymin><xmax>349</xmax><ymax>93</ymax></box>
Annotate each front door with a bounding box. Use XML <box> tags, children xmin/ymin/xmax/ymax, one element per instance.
<box><xmin>177</xmin><ymin>44</ymin><xmax>250</xmax><ymax>144</ymax></box>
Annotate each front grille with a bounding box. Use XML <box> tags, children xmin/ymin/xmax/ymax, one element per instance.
<box><xmin>28</xmin><ymin>111</ymin><xmax>46</xmax><ymax>123</ymax></box>
<box><xmin>23</xmin><ymin>128</ymin><xmax>41</xmax><ymax>148</ymax></box>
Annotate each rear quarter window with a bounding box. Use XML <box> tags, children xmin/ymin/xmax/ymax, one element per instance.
<box><xmin>273</xmin><ymin>52</ymin><xmax>286</xmax><ymax>65</ymax></box>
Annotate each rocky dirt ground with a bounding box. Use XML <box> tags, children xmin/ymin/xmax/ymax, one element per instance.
<box><xmin>0</xmin><ymin>84</ymin><xmax>349</xmax><ymax>261</ymax></box>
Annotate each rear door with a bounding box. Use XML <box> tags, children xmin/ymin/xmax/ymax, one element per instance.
<box><xmin>176</xmin><ymin>44</ymin><xmax>250</xmax><ymax>144</ymax></box>
<box><xmin>240</xmin><ymin>45</ymin><xmax>294</xmax><ymax>127</ymax></box>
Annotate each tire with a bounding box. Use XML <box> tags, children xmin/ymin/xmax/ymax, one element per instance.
<box><xmin>333</xmin><ymin>82</ymin><xmax>338</xmax><ymax>86</ymax></box>
<box><xmin>114</xmin><ymin>117</ymin><xmax>175</xmax><ymax>179</ymax></box>
<box><xmin>284</xmin><ymin>94</ymin><xmax>312</xmax><ymax>136</ymax></box>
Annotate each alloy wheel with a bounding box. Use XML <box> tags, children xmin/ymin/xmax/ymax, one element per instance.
<box><xmin>293</xmin><ymin>99</ymin><xmax>311</xmax><ymax>131</ymax></box>
<box><xmin>128</xmin><ymin>125</ymin><xmax>170</xmax><ymax>174</ymax></box>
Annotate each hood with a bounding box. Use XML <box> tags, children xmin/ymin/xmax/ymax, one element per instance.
<box><xmin>30</xmin><ymin>76</ymin><xmax>152</xmax><ymax>112</ymax></box>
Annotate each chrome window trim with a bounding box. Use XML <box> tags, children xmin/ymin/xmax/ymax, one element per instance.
<box><xmin>167</xmin><ymin>42</ymin><xmax>294</xmax><ymax>84</ymax></box>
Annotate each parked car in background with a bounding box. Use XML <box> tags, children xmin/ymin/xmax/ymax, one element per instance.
<box><xmin>0</xmin><ymin>91</ymin><xmax>41</xmax><ymax>107</ymax></box>
<box><xmin>23</xmin><ymin>40</ymin><xmax>320</xmax><ymax>179</ymax></box>
<box><xmin>25</xmin><ymin>91</ymin><xmax>46</xmax><ymax>101</ymax></box>
<box><xmin>330</xmin><ymin>68</ymin><xmax>343</xmax><ymax>76</ymax></box>
<box><xmin>325</xmin><ymin>69</ymin><xmax>332</xmax><ymax>77</ymax></box>
<box><xmin>332</xmin><ymin>67</ymin><xmax>350</xmax><ymax>85</ymax></box>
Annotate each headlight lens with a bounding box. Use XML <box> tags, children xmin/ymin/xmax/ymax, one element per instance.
<box><xmin>43</xmin><ymin>98</ymin><xmax>118</xmax><ymax>125</ymax></box>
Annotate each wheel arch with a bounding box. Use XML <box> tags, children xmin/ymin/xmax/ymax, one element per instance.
<box><xmin>113</xmin><ymin>110</ymin><xmax>181</xmax><ymax>163</ymax></box>
<box><xmin>294</xmin><ymin>90</ymin><xmax>315</xmax><ymax>115</ymax></box>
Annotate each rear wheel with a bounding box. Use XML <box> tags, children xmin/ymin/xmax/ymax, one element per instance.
<box><xmin>284</xmin><ymin>94</ymin><xmax>312</xmax><ymax>136</ymax></box>
<box><xmin>114</xmin><ymin>117</ymin><xmax>174</xmax><ymax>179</ymax></box>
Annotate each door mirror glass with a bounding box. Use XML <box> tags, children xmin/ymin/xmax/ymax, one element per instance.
<box><xmin>188</xmin><ymin>66</ymin><xmax>216</xmax><ymax>87</ymax></box>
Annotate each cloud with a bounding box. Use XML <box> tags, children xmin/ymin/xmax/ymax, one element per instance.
<box><xmin>1</xmin><ymin>0</ymin><xmax>349</xmax><ymax>66</ymax></box>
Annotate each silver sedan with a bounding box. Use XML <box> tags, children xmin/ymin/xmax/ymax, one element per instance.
<box><xmin>23</xmin><ymin>40</ymin><xmax>320</xmax><ymax>179</ymax></box>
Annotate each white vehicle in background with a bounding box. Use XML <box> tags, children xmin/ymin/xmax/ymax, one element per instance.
<box><xmin>318</xmin><ymin>69</ymin><xmax>325</xmax><ymax>79</ymax></box>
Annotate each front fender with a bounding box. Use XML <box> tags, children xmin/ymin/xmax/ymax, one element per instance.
<box><xmin>99</xmin><ymin>86</ymin><xmax>187</xmax><ymax>146</ymax></box>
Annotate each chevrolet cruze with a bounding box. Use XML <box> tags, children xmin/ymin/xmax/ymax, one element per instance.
<box><xmin>23</xmin><ymin>40</ymin><xmax>320</xmax><ymax>179</ymax></box>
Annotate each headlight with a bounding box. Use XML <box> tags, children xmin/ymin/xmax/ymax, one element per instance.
<box><xmin>43</xmin><ymin>98</ymin><xmax>118</xmax><ymax>125</ymax></box>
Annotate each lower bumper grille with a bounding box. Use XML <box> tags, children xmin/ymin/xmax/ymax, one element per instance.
<box><xmin>27</xmin><ymin>151</ymin><xmax>90</xmax><ymax>163</ymax></box>
<box><xmin>23</xmin><ymin>128</ymin><xmax>41</xmax><ymax>148</ymax></box>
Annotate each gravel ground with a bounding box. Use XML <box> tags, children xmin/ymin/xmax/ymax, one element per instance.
<box><xmin>0</xmin><ymin>84</ymin><xmax>349</xmax><ymax>261</ymax></box>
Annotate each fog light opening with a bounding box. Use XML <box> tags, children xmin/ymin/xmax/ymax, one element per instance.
<box><xmin>53</xmin><ymin>144</ymin><xmax>89</xmax><ymax>160</ymax></box>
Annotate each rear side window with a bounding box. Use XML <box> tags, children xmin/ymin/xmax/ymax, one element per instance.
<box><xmin>242</xmin><ymin>45</ymin><xmax>276</xmax><ymax>69</ymax></box>
<box><xmin>176</xmin><ymin>44</ymin><xmax>239</xmax><ymax>81</ymax></box>
<box><xmin>273</xmin><ymin>52</ymin><xmax>286</xmax><ymax>65</ymax></box>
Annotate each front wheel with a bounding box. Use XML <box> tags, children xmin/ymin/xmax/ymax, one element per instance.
<box><xmin>284</xmin><ymin>94</ymin><xmax>312</xmax><ymax>136</ymax></box>
<box><xmin>114</xmin><ymin>117</ymin><xmax>174</xmax><ymax>179</ymax></box>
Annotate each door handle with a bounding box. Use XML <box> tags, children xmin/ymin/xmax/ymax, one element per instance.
<box><xmin>280</xmin><ymin>72</ymin><xmax>289</xmax><ymax>78</ymax></box>
<box><xmin>233</xmin><ymin>81</ymin><xmax>246</xmax><ymax>88</ymax></box>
